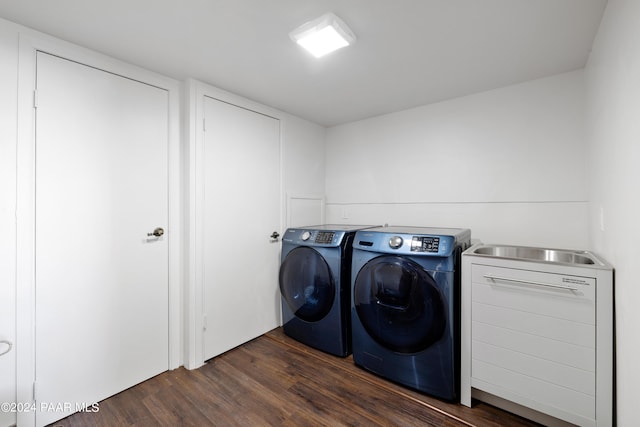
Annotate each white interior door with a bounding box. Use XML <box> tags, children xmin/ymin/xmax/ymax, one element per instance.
<box><xmin>35</xmin><ymin>52</ymin><xmax>169</xmax><ymax>426</ymax></box>
<box><xmin>202</xmin><ymin>96</ymin><xmax>281</xmax><ymax>360</ymax></box>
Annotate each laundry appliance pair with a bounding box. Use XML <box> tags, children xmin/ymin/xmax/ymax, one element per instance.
<box><xmin>278</xmin><ymin>224</ymin><xmax>470</xmax><ymax>402</ymax></box>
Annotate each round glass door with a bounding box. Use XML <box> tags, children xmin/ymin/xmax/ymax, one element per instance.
<box><xmin>354</xmin><ymin>255</ymin><xmax>446</xmax><ymax>353</ymax></box>
<box><xmin>279</xmin><ymin>247</ymin><xmax>335</xmax><ymax>322</ymax></box>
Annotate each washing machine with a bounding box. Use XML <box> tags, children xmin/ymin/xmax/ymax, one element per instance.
<box><xmin>350</xmin><ymin>226</ymin><xmax>471</xmax><ymax>400</ymax></box>
<box><xmin>279</xmin><ymin>225</ymin><xmax>375</xmax><ymax>357</ymax></box>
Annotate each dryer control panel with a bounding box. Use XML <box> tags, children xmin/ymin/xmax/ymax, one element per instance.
<box><xmin>283</xmin><ymin>228</ymin><xmax>342</xmax><ymax>247</ymax></box>
<box><xmin>282</xmin><ymin>225</ymin><xmax>378</xmax><ymax>248</ymax></box>
<box><xmin>315</xmin><ymin>231</ymin><xmax>335</xmax><ymax>244</ymax></box>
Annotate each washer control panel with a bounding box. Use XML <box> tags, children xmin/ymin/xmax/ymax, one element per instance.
<box><xmin>353</xmin><ymin>226</ymin><xmax>471</xmax><ymax>258</ymax></box>
<box><xmin>386</xmin><ymin>235</ymin><xmax>441</xmax><ymax>252</ymax></box>
<box><xmin>411</xmin><ymin>236</ymin><xmax>440</xmax><ymax>253</ymax></box>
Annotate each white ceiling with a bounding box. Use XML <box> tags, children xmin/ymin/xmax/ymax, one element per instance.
<box><xmin>0</xmin><ymin>0</ymin><xmax>608</xmax><ymax>127</ymax></box>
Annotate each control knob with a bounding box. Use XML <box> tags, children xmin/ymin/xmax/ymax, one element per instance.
<box><xmin>301</xmin><ymin>231</ymin><xmax>312</xmax><ymax>241</ymax></box>
<box><xmin>389</xmin><ymin>236</ymin><xmax>403</xmax><ymax>249</ymax></box>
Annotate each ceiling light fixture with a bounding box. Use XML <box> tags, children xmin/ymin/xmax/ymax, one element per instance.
<box><xmin>289</xmin><ymin>12</ymin><xmax>356</xmax><ymax>58</ymax></box>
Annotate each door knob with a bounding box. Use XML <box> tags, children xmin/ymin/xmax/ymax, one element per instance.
<box><xmin>270</xmin><ymin>231</ymin><xmax>280</xmax><ymax>240</ymax></box>
<box><xmin>147</xmin><ymin>227</ymin><xmax>165</xmax><ymax>237</ymax></box>
<box><xmin>0</xmin><ymin>340</ymin><xmax>12</xmax><ymax>357</ymax></box>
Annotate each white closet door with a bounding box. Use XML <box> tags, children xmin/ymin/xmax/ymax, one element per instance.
<box><xmin>202</xmin><ymin>96</ymin><xmax>281</xmax><ymax>361</ymax></box>
<box><xmin>35</xmin><ymin>52</ymin><xmax>169</xmax><ymax>426</ymax></box>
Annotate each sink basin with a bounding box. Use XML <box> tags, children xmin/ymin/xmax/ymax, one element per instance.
<box><xmin>468</xmin><ymin>244</ymin><xmax>602</xmax><ymax>266</ymax></box>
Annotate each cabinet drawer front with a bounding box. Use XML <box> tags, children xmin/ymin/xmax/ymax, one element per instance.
<box><xmin>472</xmin><ymin>264</ymin><xmax>595</xmax><ymax>324</ymax></box>
<box><xmin>473</xmin><ymin>340</ymin><xmax>595</xmax><ymax>395</ymax></box>
<box><xmin>472</xmin><ymin>360</ymin><xmax>595</xmax><ymax>420</ymax></box>
<box><xmin>472</xmin><ymin>302</ymin><xmax>594</xmax><ymax>347</ymax></box>
<box><xmin>473</xmin><ymin>321</ymin><xmax>595</xmax><ymax>372</ymax></box>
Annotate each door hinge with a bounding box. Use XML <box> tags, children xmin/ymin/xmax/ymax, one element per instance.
<box><xmin>203</xmin><ymin>118</ymin><xmax>206</xmax><ymax>132</ymax></box>
<box><xmin>33</xmin><ymin>90</ymin><xmax>38</xmax><ymax>109</ymax></box>
<box><xmin>203</xmin><ymin>314</ymin><xmax>207</xmax><ymax>331</ymax></box>
<box><xmin>33</xmin><ymin>381</ymin><xmax>37</xmax><ymax>402</ymax></box>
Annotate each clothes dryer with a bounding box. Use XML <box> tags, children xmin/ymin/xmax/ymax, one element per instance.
<box><xmin>279</xmin><ymin>225</ymin><xmax>375</xmax><ymax>356</ymax></box>
<box><xmin>351</xmin><ymin>226</ymin><xmax>471</xmax><ymax>400</ymax></box>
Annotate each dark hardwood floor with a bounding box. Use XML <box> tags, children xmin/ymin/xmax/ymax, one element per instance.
<box><xmin>50</xmin><ymin>328</ymin><xmax>538</xmax><ymax>426</ymax></box>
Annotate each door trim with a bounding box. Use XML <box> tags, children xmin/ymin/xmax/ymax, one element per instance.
<box><xmin>16</xmin><ymin>31</ymin><xmax>182</xmax><ymax>426</ymax></box>
<box><xmin>184</xmin><ymin>79</ymin><xmax>284</xmax><ymax>368</ymax></box>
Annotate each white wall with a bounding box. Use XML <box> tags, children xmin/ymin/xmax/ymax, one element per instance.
<box><xmin>0</xmin><ymin>19</ymin><xmax>18</xmax><ymax>427</ymax></box>
<box><xmin>282</xmin><ymin>115</ymin><xmax>325</xmax><ymax>197</ymax></box>
<box><xmin>281</xmin><ymin>113</ymin><xmax>326</xmax><ymax>227</ymax></box>
<box><xmin>325</xmin><ymin>71</ymin><xmax>589</xmax><ymax>249</ymax></box>
<box><xmin>585</xmin><ymin>0</ymin><xmax>640</xmax><ymax>424</ymax></box>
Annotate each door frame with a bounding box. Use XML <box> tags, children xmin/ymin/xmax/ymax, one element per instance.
<box><xmin>16</xmin><ymin>30</ymin><xmax>182</xmax><ymax>426</ymax></box>
<box><xmin>183</xmin><ymin>79</ymin><xmax>284</xmax><ymax>369</ymax></box>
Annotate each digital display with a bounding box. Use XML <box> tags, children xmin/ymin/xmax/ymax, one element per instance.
<box><xmin>315</xmin><ymin>232</ymin><xmax>335</xmax><ymax>244</ymax></box>
<box><xmin>410</xmin><ymin>236</ymin><xmax>440</xmax><ymax>253</ymax></box>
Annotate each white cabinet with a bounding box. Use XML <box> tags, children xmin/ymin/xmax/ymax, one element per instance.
<box><xmin>461</xmin><ymin>246</ymin><xmax>613</xmax><ymax>427</ymax></box>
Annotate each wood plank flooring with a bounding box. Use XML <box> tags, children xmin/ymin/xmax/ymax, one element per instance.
<box><xmin>50</xmin><ymin>328</ymin><xmax>539</xmax><ymax>426</ymax></box>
